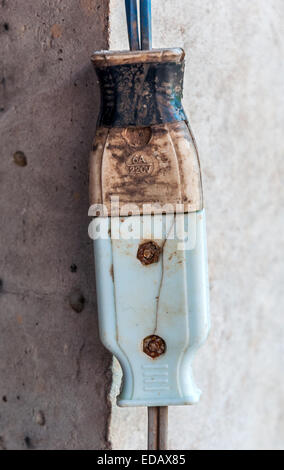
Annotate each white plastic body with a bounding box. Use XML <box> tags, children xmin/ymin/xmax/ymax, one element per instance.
<box><xmin>92</xmin><ymin>210</ymin><xmax>210</xmax><ymax>407</ymax></box>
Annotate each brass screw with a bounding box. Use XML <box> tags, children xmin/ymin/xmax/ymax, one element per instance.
<box><xmin>143</xmin><ymin>335</ymin><xmax>166</xmax><ymax>359</ymax></box>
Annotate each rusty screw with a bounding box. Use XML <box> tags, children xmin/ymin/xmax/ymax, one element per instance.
<box><xmin>143</xmin><ymin>335</ymin><xmax>166</xmax><ymax>359</ymax></box>
<box><xmin>137</xmin><ymin>241</ymin><xmax>161</xmax><ymax>266</ymax></box>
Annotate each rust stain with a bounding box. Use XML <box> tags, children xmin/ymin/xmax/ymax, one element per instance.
<box><xmin>154</xmin><ymin>216</ymin><xmax>176</xmax><ymax>334</ymax></box>
<box><xmin>50</xmin><ymin>24</ymin><xmax>63</xmax><ymax>39</ymax></box>
<box><xmin>137</xmin><ymin>241</ymin><xmax>161</xmax><ymax>266</ymax></box>
<box><xmin>110</xmin><ymin>264</ymin><xmax>114</xmax><ymax>283</ymax></box>
<box><xmin>143</xmin><ymin>335</ymin><xmax>166</xmax><ymax>359</ymax></box>
<box><xmin>89</xmin><ymin>121</ymin><xmax>203</xmax><ymax>216</ymax></box>
<box><xmin>92</xmin><ymin>48</ymin><xmax>185</xmax><ymax>67</ymax></box>
<box><xmin>17</xmin><ymin>315</ymin><xmax>23</xmax><ymax>325</ymax></box>
<box><xmin>123</xmin><ymin>127</ymin><xmax>152</xmax><ymax>148</ymax></box>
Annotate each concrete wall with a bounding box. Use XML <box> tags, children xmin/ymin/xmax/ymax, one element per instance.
<box><xmin>0</xmin><ymin>0</ymin><xmax>111</xmax><ymax>450</ymax></box>
<box><xmin>109</xmin><ymin>0</ymin><xmax>284</xmax><ymax>450</ymax></box>
<box><xmin>1</xmin><ymin>0</ymin><xmax>283</xmax><ymax>451</ymax></box>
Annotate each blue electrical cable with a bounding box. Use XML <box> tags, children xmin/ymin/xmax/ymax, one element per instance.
<box><xmin>125</xmin><ymin>0</ymin><xmax>140</xmax><ymax>50</ymax></box>
<box><xmin>140</xmin><ymin>0</ymin><xmax>152</xmax><ymax>50</ymax></box>
<box><xmin>125</xmin><ymin>0</ymin><xmax>152</xmax><ymax>51</ymax></box>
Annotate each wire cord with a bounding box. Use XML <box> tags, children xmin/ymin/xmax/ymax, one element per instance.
<box><xmin>125</xmin><ymin>0</ymin><xmax>152</xmax><ymax>51</ymax></box>
<box><xmin>148</xmin><ymin>407</ymin><xmax>168</xmax><ymax>450</ymax></box>
<box><xmin>140</xmin><ymin>0</ymin><xmax>152</xmax><ymax>50</ymax></box>
<box><xmin>125</xmin><ymin>0</ymin><xmax>140</xmax><ymax>50</ymax></box>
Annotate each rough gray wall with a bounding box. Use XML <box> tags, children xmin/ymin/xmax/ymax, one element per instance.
<box><xmin>0</xmin><ymin>0</ymin><xmax>111</xmax><ymax>450</ymax></box>
<box><xmin>109</xmin><ymin>0</ymin><xmax>284</xmax><ymax>450</ymax></box>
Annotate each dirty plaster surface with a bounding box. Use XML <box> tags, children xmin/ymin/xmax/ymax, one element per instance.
<box><xmin>109</xmin><ymin>0</ymin><xmax>284</xmax><ymax>450</ymax></box>
<box><xmin>0</xmin><ymin>1</ymin><xmax>112</xmax><ymax>450</ymax></box>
